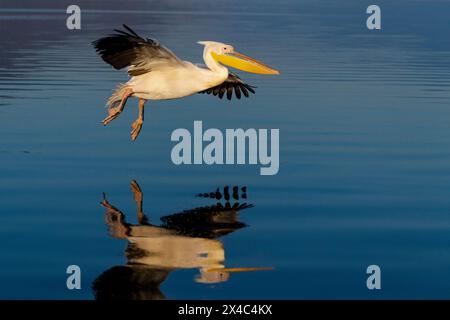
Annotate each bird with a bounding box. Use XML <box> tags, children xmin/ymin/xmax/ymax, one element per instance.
<box><xmin>92</xmin><ymin>24</ymin><xmax>280</xmax><ymax>141</ymax></box>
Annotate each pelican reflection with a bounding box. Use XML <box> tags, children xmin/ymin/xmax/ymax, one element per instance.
<box><xmin>92</xmin><ymin>181</ymin><xmax>270</xmax><ymax>300</ymax></box>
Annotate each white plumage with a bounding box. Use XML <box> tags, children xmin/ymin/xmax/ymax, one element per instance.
<box><xmin>93</xmin><ymin>24</ymin><xmax>278</xmax><ymax>141</ymax></box>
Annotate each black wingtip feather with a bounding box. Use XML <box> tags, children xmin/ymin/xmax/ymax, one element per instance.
<box><xmin>234</xmin><ymin>86</ymin><xmax>241</xmax><ymax>99</ymax></box>
<box><xmin>246</xmin><ymin>85</ymin><xmax>256</xmax><ymax>94</ymax></box>
<box><xmin>241</xmin><ymin>86</ymin><xmax>249</xmax><ymax>97</ymax></box>
<box><xmin>219</xmin><ymin>87</ymin><xmax>226</xmax><ymax>99</ymax></box>
<box><xmin>226</xmin><ymin>84</ymin><xmax>233</xmax><ymax>100</ymax></box>
<box><xmin>122</xmin><ymin>24</ymin><xmax>140</xmax><ymax>37</ymax></box>
<box><xmin>197</xmin><ymin>72</ymin><xmax>256</xmax><ymax>100</ymax></box>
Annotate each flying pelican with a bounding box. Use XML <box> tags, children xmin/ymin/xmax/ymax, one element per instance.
<box><xmin>92</xmin><ymin>25</ymin><xmax>279</xmax><ymax>141</ymax></box>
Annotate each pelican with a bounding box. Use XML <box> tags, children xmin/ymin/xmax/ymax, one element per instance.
<box><xmin>92</xmin><ymin>24</ymin><xmax>279</xmax><ymax>141</ymax></box>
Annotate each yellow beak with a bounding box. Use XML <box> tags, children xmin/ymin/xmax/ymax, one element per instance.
<box><xmin>212</xmin><ymin>51</ymin><xmax>280</xmax><ymax>75</ymax></box>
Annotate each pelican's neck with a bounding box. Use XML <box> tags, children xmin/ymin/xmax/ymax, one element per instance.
<box><xmin>203</xmin><ymin>47</ymin><xmax>228</xmax><ymax>75</ymax></box>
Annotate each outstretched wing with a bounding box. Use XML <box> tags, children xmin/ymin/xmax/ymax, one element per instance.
<box><xmin>92</xmin><ymin>24</ymin><xmax>184</xmax><ymax>76</ymax></box>
<box><xmin>199</xmin><ymin>72</ymin><xmax>256</xmax><ymax>100</ymax></box>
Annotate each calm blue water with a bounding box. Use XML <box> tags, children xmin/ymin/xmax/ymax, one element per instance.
<box><xmin>1</xmin><ymin>0</ymin><xmax>450</xmax><ymax>299</ymax></box>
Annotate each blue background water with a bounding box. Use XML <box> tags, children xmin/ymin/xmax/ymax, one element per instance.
<box><xmin>1</xmin><ymin>0</ymin><xmax>450</xmax><ymax>299</ymax></box>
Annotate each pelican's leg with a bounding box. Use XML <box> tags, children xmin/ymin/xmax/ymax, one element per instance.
<box><xmin>130</xmin><ymin>180</ymin><xmax>149</xmax><ymax>224</ymax></box>
<box><xmin>102</xmin><ymin>87</ymin><xmax>133</xmax><ymax>125</ymax></box>
<box><xmin>131</xmin><ymin>99</ymin><xmax>146</xmax><ymax>141</ymax></box>
<box><xmin>101</xmin><ymin>194</ymin><xmax>129</xmax><ymax>239</ymax></box>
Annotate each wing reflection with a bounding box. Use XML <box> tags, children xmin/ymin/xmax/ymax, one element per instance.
<box><xmin>92</xmin><ymin>180</ymin><xmax>270</xmax><ymax>300</ymax></box>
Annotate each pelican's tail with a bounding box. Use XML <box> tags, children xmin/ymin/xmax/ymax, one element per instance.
<box><xmin>106</xmin><ymin>83</ymin><xmax>129</xmax><ymax>110</ymax></box>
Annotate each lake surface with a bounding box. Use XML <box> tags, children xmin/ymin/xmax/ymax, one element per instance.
<box><xmin>1</xmin><ymin>0</ymin><xmax>450</xmax><ymax>299</ymax></box>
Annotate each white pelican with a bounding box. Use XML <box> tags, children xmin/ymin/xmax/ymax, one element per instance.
<box><xmin>93</xmin><ymin>25</ymin><xmax>280</xmax><ymax>141</ymax></box>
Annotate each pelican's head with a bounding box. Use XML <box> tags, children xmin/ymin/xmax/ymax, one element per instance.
<box><xmin>198</xmin><ymin>41</ymin><xmax>280</xmax><ymax>75</ymax></box>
